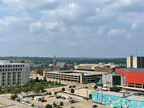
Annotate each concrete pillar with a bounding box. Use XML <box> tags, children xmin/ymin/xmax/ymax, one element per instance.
<box><xmin>80</xmin><ymin>73</ymin><xmax>84</xmax><ymax>84</ymax></box>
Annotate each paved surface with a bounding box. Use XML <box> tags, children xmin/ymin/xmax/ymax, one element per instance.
<box><xmin>0</xmin><ymin>83</ymin><xmax>110</xmax><ymax>108</ymax></box>
<box><xmin>0</xmin><ymin>96</ymin><xmax>32</xmax><ymax>108</ymax></box>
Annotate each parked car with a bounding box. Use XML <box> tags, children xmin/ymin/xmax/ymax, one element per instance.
<box><xmin>92</xmin><ymin>105</ymin><xmax>97</xmax><ymax>108</ymax></box>
<box><xmin>83</xmin><ymin>97</ymin><xmax>89</xmax><ymax>100</ymax></box>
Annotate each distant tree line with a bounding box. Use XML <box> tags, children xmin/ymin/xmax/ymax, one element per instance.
<box><xmin>0</xmin><ymin>56</ymin><xmax>126</xmax><ymax>65</ymax></box>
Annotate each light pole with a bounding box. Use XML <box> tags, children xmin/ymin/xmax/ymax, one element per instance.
<box><xmin>78</xmin><ymin>88</ymin><xmax>79</xmax><ymax>96</ymax></box>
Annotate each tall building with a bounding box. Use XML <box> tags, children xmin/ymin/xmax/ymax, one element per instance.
<box><xmin>0</xmin><ymin>60</ymin><xmax>30</xmax><ymax>86</ymax></box>
<box><xmin>127</xmin><ymin>56</ymin><xmax>144</xmax><ymax>68</ymax></box>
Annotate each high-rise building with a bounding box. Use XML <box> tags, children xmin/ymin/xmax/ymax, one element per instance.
<box><xmin>127</xmin><ymin>56</ymin><xmax>144</xmax><ymax>68</ymax></box>
<box><xmin>0</xmin><ymin>60</ymin><xmax>30</xmax><ymax>86</ymax></box>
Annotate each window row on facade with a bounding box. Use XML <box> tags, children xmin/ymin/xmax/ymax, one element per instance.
<box><xmin>0</xmin><ymin>65</ymin><xmax>24</xmax><ymax>68</ymax></box>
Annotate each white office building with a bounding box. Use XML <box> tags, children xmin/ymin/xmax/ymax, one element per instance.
<box><xmin>127</xmin><ymin>56</ymin><xmax>144</xmax><ymax>68</ymax></box>
<box><xmin>0</xmin><ymin>60</ymin><xmax>30</xmax><ymax>86</ymax></box>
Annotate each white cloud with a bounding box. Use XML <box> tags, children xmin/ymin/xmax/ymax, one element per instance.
<box><xmin>108</xmin><ymin>29</ymin><xmax>127</xmax><ymax>36</ymax></box>
<box><xmin>0</xmin><ymin>0</ymin><xmax>144</xmax><ymax>57</ymax></box>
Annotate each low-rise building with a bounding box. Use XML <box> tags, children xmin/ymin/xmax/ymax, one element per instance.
<box><xmin>43</xmin><ymin>70</ymin><xmax>106</xmax><ymax>84</ymax></box>
<box><xmin>102</xmin><ymin>73</ymin><xmax>126</xmax><ymax>87</ymax></box>
<box><xmin>92</xmin><ymin>91</ymin><xmax>144</xmax><ymax>108</ymax></box>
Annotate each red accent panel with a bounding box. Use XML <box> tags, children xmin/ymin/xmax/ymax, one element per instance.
<box><xmin>116</xmin><ymin>69</ymin><xmax>144</xmax><ymax>85</ymax></box>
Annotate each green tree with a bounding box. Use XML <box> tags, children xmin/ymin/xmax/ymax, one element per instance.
<box><xmin>60</xmin><ymin>102</ymin><xmax>63</xmax><ymax>106</ymax></box>
<box><xmin>89</xmin><ymin>93</ymin><xmax>92</xmax><ymax>99</ymax></box>
<box><xmin>48</xmin><ymin>92</ymin><xmax>52</xmax><ymax>96</ymax></box>
<box><xmin>45</xmin><ymin>104</ymin><xmax>52</xmax><ymax>108</ymax></box>
<box><xmin>53</xmin><ymin>102</ymin><xmax>57</xmax><ymax>107</ymax></box>
<box><xmin>17</xmin><ymin>98</ymin><xmax>20</xmax><ymax>102</ymax></box>
<box><xmin>93</xmin><ymin>85</ymin><xmax>97</xmax><ymax>90</ymax></box>
<box><xmin>37</xmin><ymin>68</ymin><xmax>43</xmax><ymax>75</ymax></box>
<box><xmin>73</xmin><ymin>85</ymin><xmax>76</xmax><ymax>88</ymax></box>
<box><xmin>71</xmin><ymin>89</ymin><xmax>75</xmax><ymax>94</ymax></box>
<box><xmin>110</xmin><ymin>86</ymin><xmax>121</xmax><ymax>92</ymax></box>
<box><xmin>35</xmin><ymin>77</ymin><xmax>40</xmax><ymax>82</ymax></box>
<box><xmin>11</xmin><ymin>94</ymin><xmax>17</xmax><ymax>100</ymax></box>
<box><xmin>43</xmin><ymin>77</ymin><xmax>47</xmax><ymax>82</ymax></box>
<box><xmin>23</xmin><ymin>87</ymin><xmax>31</xmax><ymax>95</ymax></box>
<box><xmin>62</xmin><ymin>88</ymin><xmax>65</xmax><ymax>92</ymax></box>
<box><xmin>54</xmin><ymin>92</ymin><xmax>57</xmax><ymax>95</ymax></box>
<box><xmin>33</xmin><ymin>83</ymin><xmax>44</xmax><ymax>93</ymax></box>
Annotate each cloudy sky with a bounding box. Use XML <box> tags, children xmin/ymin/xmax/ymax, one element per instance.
<box><xmin>0</xmin><ymin>0</ymin><xmax>144</xmax><ymax>57</ymax></box>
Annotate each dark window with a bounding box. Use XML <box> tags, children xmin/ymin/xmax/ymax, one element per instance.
<box><xmin>113</xmin><ymin>76</ymin><xmax>121</xmax><ymax>85</ymax></box>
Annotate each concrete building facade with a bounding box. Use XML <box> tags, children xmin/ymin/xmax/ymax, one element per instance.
<box><xmin>43</xmin><ymin>70</ymin><xmax>105</xmax><ymax>84</ymax></box>
<box><xmin>127</xmin><ymin>56</ymin><xmax>144</xmax><ymax>68</ymax></box>
<box><xmin>0</xmin><ymin>60</ymin><xmax>30</xmax><ymax>86</ymax></box>
<box><xmin>102</xmin><ymin>73</ymin><xmax>126</xmax><ymax>87</ymax></box>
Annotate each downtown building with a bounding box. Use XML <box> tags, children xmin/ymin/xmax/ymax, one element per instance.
<box><xmin>127</xmin><ymin>56</ymin><xmax>144</xmax><ymax>68</ymax></box>
<box><xmin>0</xmin><ymin>60</ymin><xmax>30</xmax><ymax>86</ymax></box>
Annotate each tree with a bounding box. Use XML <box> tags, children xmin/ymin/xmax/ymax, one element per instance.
<box><xmin>33</xmin><ymin>83</ymin><xmax>44</xmax><ymax>93</ymax></box>
<box><xmin>54</xmin><ymin>92</ymin><xmax>57</xmax><ymax>95</ymax></box>
<box><xmin>53</xmin><ymin>102</ymin><xmax>57</xmax><ymax>107</ymax></box>
<box><xmin>17</xmin><ymin>98</ymin><xmax>20</xmax><ymax>102</ymax></box>
<box><xmin>11</xmin><ymin>94</ymin><xmax>17</xmax><ymax>100</ymax></box>
<box><xmin>23</xmin><ymin>87</ymin><xmax>31</xmax><ymax>95</ymax></box>
<box><xmin>73</xmin><ymin>85</ymin><xmax>76</xmax><ymax>88</ymax></box>
<box><xmin>89</xmin><ymin>93</ymin><xmax>92</xmax><ymax>99</ymax></box>
<box><xmin>35</xmin><ymin>77</ymin><xmax>40</xmax><ymax>82</ymax></box>
<box><xmin>48</xmin><ymin>92</ymin><xmax>52</xmax><ymax>96</ymax></box>
<box><xmin>69</xmin><ymin>86</ymin><xmax>72</xmax><ymax>88</ymax></box>
<box><xmin>60</xmin><ymin>102</ymin><xmax>63</xmax><ymax>106</ymax></box>
<box><xmin>43</xmin><ymin>77</ymin><xmax>47</xmax><ymax>82</ymax></box>
<box><xmin>110</xmin><ymin>86</ymin><xmax>121</xmax><ymax>92</ymax></box>
<box><xmin>45</xmin><ymin>104</ymin><xmax>52</xmax><ymax>108</ymax></box>
<box><xmin>62</xmin><ymin>88</ymin><xmax>65</xmax><ymax>92</ymax></box>
<box><xmin>93</xmin><ymin>85</ymin><xmax>97</xmax><ymax>90</ymax></box>
<box><xmin>11</xmin><ymin>88</ymin><xmax>21</xmax><ymax>95</ymax></box>
<box><xmin>71</xmin><ymin>89</ymin><xmax>75</xmax><ymax>94</ymax></box>
<box><xmin>37</xmin><ymin>68</ymin><xmax>43</xmax><ymax>75</ymax></box>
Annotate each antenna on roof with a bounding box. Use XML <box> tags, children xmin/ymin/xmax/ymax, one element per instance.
<box><xmin>136</xmin><ymin>49</ymin><xmax>137</xmax><ymax>56</ymax></box>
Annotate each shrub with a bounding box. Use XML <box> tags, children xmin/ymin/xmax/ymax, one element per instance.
<box><xmin>71</xmin><ymin>89</ymin><xmax>74</xmax><ymax>94</ymax></box>
<box><xmin>110</xmin><ymin>86</ymin><xmax>121</xmax><ymax>92</ymax></box>
<box><xmin>62</xmin><ymin>88</ymin><xmax>65</xmax><ymax>92</ymax></box>
<box><xmin>17</xmin><ymin>98</ymin><xmax>20</xmax><ymax>102</ymax></box>
<box><xmin>53</xmin><ymin>102</ymin><xmax>57</xmax><ymax>107</ymax></box>
<box><xmin>31</xmin><ymin>104</ymin><xmax>34</xmax><ymax>107</ymax></box>
<box><xmin>45</xmin><ymin>104</ymin><xmax>52</xmax><ymax>108</ymax></box>
<box><xmin>93</xmin><ymin>85</ymin><xmax>97</xmax><ymax>89</ymax></box>
<box><xmin>70</xmin><ymin>100</ymin><xmax>75</xmax><ymax>103</ymax></box>
<box><xmin>11</xmin><ymin>94</ymin><xmax>17</xmax><ymax>100</ymax></box>
<box><xmin>60</xmin><ymin>102</ymin><xmax>63</xmax><ymax>106</ymax></box>
<box><xmin>54</xmin><ymin>92</ymin><xmax>57</xmax><ymax>95</ymax></box>
<box><xmin>48</xmin><ymin>92</ymin><xmax>52</xmax><ymax>95</ymax></box>
<box><xmin>73</xmin><ymin>85</ymin><xmax>76</xmax><ymax>88</ymax></box>
<box><xmin>89</xmin><ymin>93</ymin><xmax>92</xmax><ymax>99</ymax></box>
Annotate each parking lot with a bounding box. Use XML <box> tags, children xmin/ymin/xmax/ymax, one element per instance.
<box><xmin>0</xmin><ymin>85</ymin><xmax>111</xmax><ymax>108</ymax></box>
<box><xmin>22</xmin><ymin>88</ymin><xmax>111</xmax><ymax>108</ymax></box>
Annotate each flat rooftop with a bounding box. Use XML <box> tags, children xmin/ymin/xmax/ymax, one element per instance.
<box><xmin>95</xmin><ymin>91</ymin><xmax>144</xmax><ymax>102</ymax></box>
<box><xmin>119</xmin><ymin>68</ymin><xmax>144</xmax><ymax>73</ymax></box>
<box><xmin>46</xmin><ymin>70</ymin><xmax>107</xmax><ymax>76</ymax></box>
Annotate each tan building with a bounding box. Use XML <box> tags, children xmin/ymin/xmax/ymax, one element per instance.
<box><xmin>94</xmin><ymin>66</ymin><xmax>114</xmax><ymax>72</ymax></box>
<box><xmin>74</xmin><ymin>64</ymin><xmax>99</xmax><ymax>71</ymax></box>
<box><xmin>43</xmin><ymin>70</ymin><xmax>106</xmax><ymax>84</ymax></box>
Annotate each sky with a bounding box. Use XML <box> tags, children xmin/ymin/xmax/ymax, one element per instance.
<box><xmin>0</xmin><ymin>0</ymin><xmax>144</xmax><ymax>57</ymax></box>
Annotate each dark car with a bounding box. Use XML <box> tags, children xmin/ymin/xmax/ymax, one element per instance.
<box><xmin>83</xmin><ymin>97</ymin><xmax>89</xmax><ymax>100</ymax></box>
<box><xmin>92</xmin><ymin>105</ymin><xmax>97</xmax><ymax>108</ymax></box>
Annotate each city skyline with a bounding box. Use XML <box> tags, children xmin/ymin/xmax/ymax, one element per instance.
<box><xmin>0</xmin><ymin>0</ymin><xmax>144</xmax><ymax>57</ymax></box>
